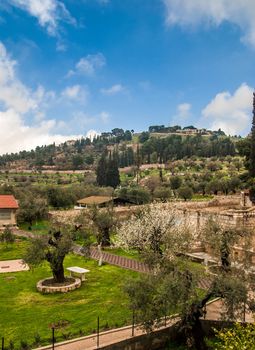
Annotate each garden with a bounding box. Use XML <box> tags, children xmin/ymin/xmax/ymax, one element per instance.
<box><xmin>0</xmin><ymin>239</ymin><xmax>139</xmax><ymax>348</ymax></box>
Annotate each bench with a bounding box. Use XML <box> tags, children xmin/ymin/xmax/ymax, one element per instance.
<box><xmin>66</xmin><ymin>266</ymin><xmax>90</xmax><ymax>281</ymax></box>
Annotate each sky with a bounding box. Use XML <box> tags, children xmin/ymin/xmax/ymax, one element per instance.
<box><xmin>0</xmin><ymin>0</ymin><xmax>255</xmax><ymax>153</ymax></box>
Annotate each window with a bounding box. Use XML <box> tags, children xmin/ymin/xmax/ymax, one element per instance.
<box><xmin>0</xmin><ymin>210</ymin><xmax>11</xmax><ymax>220</ymax></box>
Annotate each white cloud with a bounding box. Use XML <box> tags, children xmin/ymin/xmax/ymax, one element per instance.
<box><xmin>100</xmin><ymin>84</ymin><xmax>125</xmax><ymax>95</ymax></box>
<box><xmin>0</xmin><ymin>109</ymin><xmax>80</xmax><ymax>153</ymax></box>
<box><xmin>61</xmin><ymin>85</ymin><xmax>89</xmax><ymax>103</ymax></box>
<box><xmin>7</xmin><ymin>0</ymin><xmax>76</xmax><ymax>36</ymax></box>
<box><xmin>0</xmin><ymin>42</ymin><xmax>39</xmax><ymax>113</ymax></box>
<box><xmin>0</xmin><ymin>41</ymin><xmax>82</xmax><ymax>154</ymax></box>
<box><xmin>202</xmin><ymin>83</ymin><xmax>253</xmax><ymax>135</ymax></box>
<box><xmin>67</xmin><ymin>53</ymin><xmax>106</xmax><ymax>77</ymax></box>
<box><xmin>163</xmin><ymin>0</ymin><xmax>255</xmax><ymax>48</ymax></box>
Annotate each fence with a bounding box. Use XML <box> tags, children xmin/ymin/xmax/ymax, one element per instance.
<box><xmin>0</xmin><ymin>311</ymin><xmax>180</xmax><ymax>350</ymax></box>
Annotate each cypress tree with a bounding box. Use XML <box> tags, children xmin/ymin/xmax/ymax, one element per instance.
<box><xmin>96</xmin><ymin>153</ymin><xmax>107</xmax><ymax>186</ymax></box>
<box><xmin>250</xmin><ymin>91</ymin><xmax>255</xmax><ymax>177</ymax></box>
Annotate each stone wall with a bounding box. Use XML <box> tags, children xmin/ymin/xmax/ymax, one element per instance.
<box><xmin>98</xmin><ymin>324</ymin><xmax>180</xmax><ymax>350</ymax></box>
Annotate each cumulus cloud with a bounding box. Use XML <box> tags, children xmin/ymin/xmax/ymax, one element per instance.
<box><xmin>0</xmin><ymin>108</ymin><xmax>80</xmax><ymax>153</ymax></box>
<box><xmin>100</xmin><ymin>84</ymin><xmax>125</xmax><ymax>96</ymax></box>
<box><xmin>0</xmin><ymin>41</ymin><xmax>82</xmax><ymax>154</ymax></box>
<box><xmin>163</xmin><ymin>0</ymin><xmax>255</xmax><ymax>48</ymax></box>
<box><xmin>202</xmin><ymin>83</ymin><xmax>253</xmax><ymax>135</ymax></box>
<box><xmin>61</xmin><ymin>84</ymin><xmax>89</xmax><ymax>103</ymax></box>
<box><xmin>7</xmin><ymin>0</ymin><xmax>76</xmax><ymax>36</ymax></box>
<box><xmin>67</xmin><ymin>53</ymin><xmax>106</xmax><ymax>77</ymax></box>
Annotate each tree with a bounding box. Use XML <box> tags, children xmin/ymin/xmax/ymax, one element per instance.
<box><xmin>116</xmin><ymin>205</ymin><xmax>192</xmax><ymax>257</ymax></box>
<box><xmin>178</xmin><ymin>186</ymin><xmax>193</xmax><ymax>201</ymax></box>
<box><xmin>24</xmin><ymin>227</ymin><xmax>73</xmax><ymax>283</ymax></box>
<box><xmin>118</xmin><ymin>210</ymin><xmax>251</xmax><ymax>350</ymax></box>
<box><xmin>139</xmin><ymin>132</ymin><xmax>150</xmax><ymax>143</ymax></box>
<box><xmin>72</xmin><ymin>154</ymin><xmax>84</xmax><ymax>170</ymax></box>
<box><xmin>96</xmin><ymin>153</ymin><xmax>120</xmax><ymax>188</ymax></box>
<box><xmin>249</xmin><ymin>91</ymin><xmax>255</xmax><ymax>177</ymax></box>
<box><xmin>106</xmin><ymin>156</ymin><xmax>120</xmax><ymax>188</ymax></box>
<box><xmin>17</xmin><ymin>194</ymin><xmax>48</xmax><ymax>228</ymax></box>
<box><xmin>0</xmin><ymin>226</ymin><xmax>15</xmax><ymax>245</ymax></box>
<box><xmin>88</xmin><ymin>206</ymin><xmax>116</xmax><ymax>246</ymax></box>
<box><xmin>96</xmin><ymin>153</ymin><xmax>107</xmax><ymax>186</ymax></box>
<box><xmin>170</xmin><ymin>176</ymin><xmax>182</xmax><ymax>191</ymax></box>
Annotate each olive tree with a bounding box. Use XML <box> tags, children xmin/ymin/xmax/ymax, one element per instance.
<box><xmin>23</xmin><ymin>227</ymin><xmax>73</xmax><ymax>283</ymax></box>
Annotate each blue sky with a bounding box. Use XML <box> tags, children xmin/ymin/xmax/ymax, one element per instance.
<box><xmin>0</xmin><ymin>0</ymin><xmax>255</xmax><ymax>153</ymax></box>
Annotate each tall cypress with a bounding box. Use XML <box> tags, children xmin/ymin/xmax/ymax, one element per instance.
<box><xmin>96</xmin><ymin>153</ymin><xmax>107</xmax><ymax>186</ymax></box>
<box><xmin>249</xmin><ymin>91</ymin><xmax>255</xmax><ymax>177</ymax></box>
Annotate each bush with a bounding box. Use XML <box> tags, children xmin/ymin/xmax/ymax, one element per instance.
<box><xmin>0</xmin><ymin>226</ymin><xmax>15</xmax><ymax>244</ymax></box>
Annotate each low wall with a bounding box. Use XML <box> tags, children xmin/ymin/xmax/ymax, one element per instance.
<box><xmin>98</xmin><ymin>324</ymin><xmax>180</xmax><ymax>350</ymax></box>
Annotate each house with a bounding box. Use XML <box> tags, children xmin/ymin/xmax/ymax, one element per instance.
<box><xmin>0</xmin><ymin>195</ymin><xmax>19</xmax><ymax>227</ymax></box>
<box><xmin>76</xmin><ymin>195</ymin><xmax>131</xmax><ymax>209</ymax></box>
<box><xmin>76</xmin><ymin>196</ymin><xmax>116</xmax><ymax>208</ymax></box>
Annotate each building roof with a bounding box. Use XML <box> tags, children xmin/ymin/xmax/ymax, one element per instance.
<box><xmin>0</xmin><ymin>195</ymin><xmax>19</xmax><ymax>209</ymax></box>
<box><xmin>77</xmin><ymin>196</ymin><xmax>116</xmax><ymax>206</ymax></box>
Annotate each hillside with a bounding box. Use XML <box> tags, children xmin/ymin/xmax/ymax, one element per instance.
<box><xmin>0</xmin><ymin>125</ymin><xmax>242</xmax><ymax>171</ymax></box>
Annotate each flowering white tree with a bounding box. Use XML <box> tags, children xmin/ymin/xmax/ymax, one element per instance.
<box><xmin>116</xmin><ymin>204</ymin><xmax>193</xmax><ymax>258</ymax></box>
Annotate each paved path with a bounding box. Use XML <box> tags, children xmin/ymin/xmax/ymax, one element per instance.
<box><xmin>73</xmin><ymin>244</ymin><xmax>150</xmax><ymax>273</ymax></box>
<box><xmin>34</xmin><ymin>317</ymin><xmax>179</xmax><ymax>350</ymax></box>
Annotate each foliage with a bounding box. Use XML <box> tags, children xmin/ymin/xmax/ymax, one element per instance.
<box><xmin>170</xmin><ymin>176</ymin><xmax>182</xmax><ymax>191</ymax></box>
<box><xmin>201</xmin><ymin>219</ymin><xmax>251</xmax><ymax>271</ymax></box>
<box><xmin>23</xmin><ymin>227</ymin><xmax>73</xmax><ymax>283</ymax></box>
<box><xmin>89</xmin><ymin>206</ymin><xmax>116</xmax><ymax>246</ymax></box>
<box><xmin>96</xmin><ymin>153</ymin><xmax>120</xmax><ymax>188</ymax></box>
<box><xmin>214</xmin><ymin>323</ymin><xmax>255</xmax><ymax>350</ymax></box>
<box><xmin>116</xmin><ymin>205</ymin><xmax>192</xmax><ymax>257</ymax></box>
<box><xmin>117</xmin><ymin>186</ymin><xmax>151</xmax><ymax>204</ymax></box>
<box><xmin>0</xmin><ymin>226</ymin><xmax>15</xmax><ymax>244</ymax></box>
<box><xmin>17</xmin><ymin>194</ymin><xmax>48</xmax><ymax>226</ymax></box>
<box><xmin>178</xmin><ymin>186</ymin><xmax>193</xmax><ymax>201</ymax></box>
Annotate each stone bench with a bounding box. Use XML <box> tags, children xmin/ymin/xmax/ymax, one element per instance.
<box><xmin>66</xmin><ymin>266</ymin><xmax>90</xmax><ymax>281</ymax></box>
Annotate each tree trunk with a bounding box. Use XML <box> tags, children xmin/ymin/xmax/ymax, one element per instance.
<box><xmin>52</xmin><ymin>264</ymin><xmax>65</xmax><ymax>283</ymax></box>
<box><xmin>101</xmin><ymin>228</ymin><xmax>111</xmax><ymax>246</ymax></box>
<box><xmin>180</xmin><ymin>292</ymin><xmax>214</xmax><ymax>350</ymax></box>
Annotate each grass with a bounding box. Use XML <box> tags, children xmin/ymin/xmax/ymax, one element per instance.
<box><xmin>0</xmin><ymin>241</ymin><xmax>139</xmax><ymax>347</ymax></box>
<box><xmin>19</xmin><ymin>220</ymin><xmax>49</xmax><ymax>235</ymax></box>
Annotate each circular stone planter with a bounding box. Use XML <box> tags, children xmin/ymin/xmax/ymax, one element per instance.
<box><xmin>37</xmin><ymin>277</ymin><xmax>81</xmax><ymax>294</ymax></box>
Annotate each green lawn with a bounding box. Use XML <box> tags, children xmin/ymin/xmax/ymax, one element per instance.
<box><xmin>0</xmin><ymin>241</ymin><xmax>139</xmax><ymax>348</ymax></box>
<box><xmin>19</xmin><ymin>220</ymin><xmax>49</xmax><ymax>235</ymax></box>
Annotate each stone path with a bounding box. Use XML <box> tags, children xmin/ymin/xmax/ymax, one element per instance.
<box><xmin>73</xmin><ymin>244</ymin><xmax>150</xmax><ymax>273</ymax></box>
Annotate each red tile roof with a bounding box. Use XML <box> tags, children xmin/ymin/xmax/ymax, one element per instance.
<box><xmin>0</xmin><ymin>195</ymin><xmax>19</xmax><ymax>209</ymax></box>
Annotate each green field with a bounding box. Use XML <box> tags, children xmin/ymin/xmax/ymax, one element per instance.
<box><xmin>0</xmin><ymin>241</ymin><xmax>139</xmax><ymax>348</ymax></box>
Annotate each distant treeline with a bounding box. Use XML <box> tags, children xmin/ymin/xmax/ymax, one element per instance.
<box><xmin>0</xmin><ymin>129</ymin><xmax>236</xmax><ymax>169</ymax></box>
